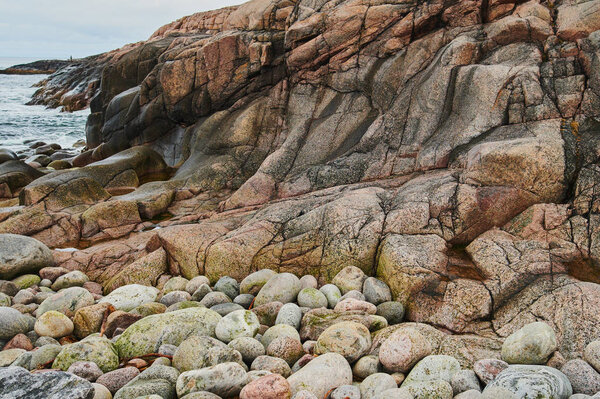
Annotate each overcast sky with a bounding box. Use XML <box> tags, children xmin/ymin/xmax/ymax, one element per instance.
<box><xmin>0</xmin><ymin>0</ymin><xmax>245</xmax><ymax>59</ymax></box>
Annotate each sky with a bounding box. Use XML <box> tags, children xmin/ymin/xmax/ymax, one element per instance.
<box><xmin>0</xmin><ymin>0</ymin><xmax>245</xmax><ymax>59</ymax></box>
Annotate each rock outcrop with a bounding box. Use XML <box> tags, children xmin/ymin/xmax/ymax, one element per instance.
<box><xmin>3</xmin><ymin>0</ymin><xmax>600</xmax><ymax>361</ymax></box>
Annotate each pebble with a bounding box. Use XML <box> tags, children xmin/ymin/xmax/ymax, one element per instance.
<box><xmin>362</xmin><ymin>277</ymin><xmax>392</xmax><ymax>305</ymax></box>
<box><xmin>275</xmin><ymin>303</ymin><xmax>303</xmax><ymax>329</ymax></box>
<box><xmin>297</xmin><ymin>288</ymin><xmax>328</xmax><ymax>309</ymax></box>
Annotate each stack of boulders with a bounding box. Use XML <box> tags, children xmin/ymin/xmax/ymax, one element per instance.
<box><xmin>2</xmin><ymin>233</ymin><xmax>600</xmax><ymax>399</ymax></box>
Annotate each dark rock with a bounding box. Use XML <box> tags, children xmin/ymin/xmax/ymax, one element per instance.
<box><xmin>0</xmin><ymin>366</ymin><xmax>94</xmax><ymax>398</ymax></box>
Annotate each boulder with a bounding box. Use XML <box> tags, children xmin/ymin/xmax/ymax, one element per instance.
<box><xmin>0</xmin><ymin>366</ymin><xmax>95</xmax><ymax>399</ymax></box>
<box><xmin>0</xmin><ymin>234</ymin><xmax>53</xmax><ymax>279</ymax></box>
<box><xmin>483</xmin><ymin>365</ymin><xmax>572</xmax><ymax>398</ymax></box>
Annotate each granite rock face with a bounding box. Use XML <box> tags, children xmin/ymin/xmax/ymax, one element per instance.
<box><xmin>2</xmin><ymin>0</ymin><xmax>600</xmax><ymax>362</ymax></box>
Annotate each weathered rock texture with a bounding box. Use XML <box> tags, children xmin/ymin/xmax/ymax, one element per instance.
<box><xmin>4</xmin><ymin>0</ymin><xmax>600</xmax><ymax>359</ymax></box>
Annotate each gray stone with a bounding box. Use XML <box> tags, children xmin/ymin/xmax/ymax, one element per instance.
<box><xmin>211</xmin><ymin>302</ymin><xmax>244</xmax><ymax>316</ymax></box>
<box><xmin>114</xmin><ymin>365</ymin><xmax>179</xmax><ymax>399</ymax></box>
<box><xmin>228</xmin><ymin>336</ymin><xmax>265</xmax><ymax>364</ymax></box>
<box><xmin>191</xmin><ymin>284</ymin><xmax>212</xmax><ymax>302</ymax></box>
<box><xmin>172</xmin><ymin>335</ymin><xmax>243</xmax><ymax>372</ymax></box>
<box><xmin>275</xmin><ymin>303</ymin><xmax>302</xmax><ymax>330</ymax></box>
<box><xmin>314</xmin><ymin>321</ymin><xmax>371</xmax><ymax>363</ymax></box>
<box><xmin>584</xmin><ymin>341</ymin><xmax>600</xmax><ymax>374</ymax></box>
<box><xmin>37</xmin><ymin>287</ymin><xmax>95</xmax><ymax>317</ymax></box>
<box><xmin>261</xmin><ymin>324</ymin><xmax>301</xmax><ymax>349</ymax></box>
<box><xmin>403</xmin><ymin>355</ymin><xmax>461</xmax><ymax>386</ymax></box>
<box><xmin>251</xmin><ymin>355</ymin><xmax>292</xmax><ymax>377</ymax></box>
<box><xmin>299</xmin><ymin>275</ymin><xmax>318</xmax><ymax>290</ymax></box>
<box><xmin>185</xmin><ymin>276</ymin><xmax>210</xmax><ymax>295</ymax></box>
<box><xmin>363</xmin><ymin>277</ymin><xmax>392</xmax><ymax>305</ymax></box>
<box><xmin>51</xmin><ymin>270</ymin><xmax>89</xmax><ymax>290</ymax></box>
<box><xmin>0</xmin><ymin>366</ymin><xmax>95</xmax><ymax>399</ymax></box>
<box><xmin>200</xmin><ymin>291</ymin><xmax>231</xmax><ymax>308</ymax></box>
<box><xmin>451</xmin><ymin>369</ymin><xmax>481</xmax><ymax>394</ymax></box>
<box><xmin>53</xmin><ymin>336</ymin><xmax>119</xmax><ymax>373</ymax></box>
<box><xmin>376</xmin><ymin>302</ymin><xmax>405</xmax><ymax>325</ymax></box>
<box><xmin>353</xmin><ymin>355</ymin><xmax>382</xmax><ymax>379</ymax></box>
<box><xmin>297</xmin><ymin>288</ymin><xmax>328</xmax><ymax>309</ymax></box>
<box><xmin>67</xmin><ymin>361</ymin><xmax>104</xmax><ymax>382</ymax></box>
<box><xmin>234</xmin><ymin>294</ymin><xmax>254</xmax><ymax>309</ymax></box>
<box><xmin>214</xmin><ymin>276</ymin><xmax>240</xmax><ymax>300</ymax></box>
<box><xmin>215</xmin><ymin>309</ymin><xmax>260</xmax><ymax>343</ymax></box>
<box><xmin>0</xmin><ymin>234</ymin><xmax>54</xmax><ymax>280</ymax></box>
<box><xmin>0</xmin><ymin>348</ymin><xmax>26</xmax><ymax>367</ymax></box>
<box><xmin>393</xmin><ymin>380</ymin><xmax>454</xmax><ymax>398</ymax></box>
<box><xmin>484</xmin><ymin>365</ymin><xmax>573</xmax><ymax>399</ymax></box>
<box><xmin>29</xmin><ymin>344</ymin><xmax>62</xmax><ymax>369</ymax></box>
<box><xmin>319</xmin><ymin>284</ymin><xmax>342</xmax><ymax>308</ymax></box>
<box><xmin>0</xmin><ymin>306</ymin><xmax>34</xmax><ymax>339</ymax></box>
<box><xmin>162</xmin><ymin>277</ymin><xmax>188</xmax><ymax>294</ymax></box>
<box><xmin>96</xmin><ymin>366</ymin><xmax>140</xmax><ymax>394</ymax></box>
<box><xmin>160</xmin><ymin>290</ymin><xmax>192</xmax><ymax>307</ymax></box>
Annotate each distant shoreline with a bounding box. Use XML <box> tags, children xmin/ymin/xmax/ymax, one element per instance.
<box><xmin>0</xmin><ymin>59</ymin><xmax>73</xmax><ymax>75</ymax></box>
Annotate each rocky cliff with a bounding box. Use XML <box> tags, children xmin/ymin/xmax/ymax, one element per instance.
<box><xmin>2</xmin><ymin>0</ymin><xmax>600</xmax><ymax>360</ymax></box>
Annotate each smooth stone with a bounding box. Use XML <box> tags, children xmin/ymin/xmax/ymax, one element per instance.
<box><xmin>376</xmin><ymin>302</ymin><xmax>405</xmax><ymax>325</ymax></box>
<box><xmin>261</xmin><ymin>324</ymin><xmax>301</xmax><ymax>349</ymax></box>
<box><xmin>29</xmin><ymin>343</ymin><xmax>62</xmax><ymax>369</ymax></box>
<box><xmin>353</xmin><ymin>355</ymin><xmax>382</xmax><ymax>379</ymax></box>
<box><xmin>214</xmin><ymin>276</ymin><xmax>240</xmax><ymax>300</ymax></box>
<box><xmin>73</xmin><ymin>303</ymin><xmax>114</xmax><ymax>339</ymax></box>
<box><xmin>332</xmin><ymin>266</ymin><xmax>367</xmax><ymax>295</ymax></box>
<box><xmin>51</xmin><ymin>270</ymin><xmax>89</xmax><ymax>290</ymax></box>
<box><xmin>360</xmin><ymin>373</ymin><xmax>398</xmax><ymax>399</ymax></box>
<box><xmin>299</xmin><ymin>275</ymin><xmax>318</xmax><ymax>290</ymax></box>
<box><xmin>234</xmin><ymin>294</ymin><xmax>255</xmax><ymax>309</ymax></box>
<box><xmin>176</xmin><ymin>362</ymin><xmax>248</xmax><ymax>397</ymax></box>
<box><xmin>199</xmin><ymin>291</ymin><xmax>231</xmax><ymax>308</ymax></box>
<box><xmin>252</xmin><ymin>302</ymin><xmax>284</xmax><ymax>326</ymax></box>
<box><xmin>96</xmin><ymin>367</ymin><xmax>140</xmax><ymax>394</ymax></box>
<box><xmin>584</xmin><ymin>341</ymin><xmax>600</xmax><ymax>373</ymax></box>
<box><xmin>0</xmin><ymin>306</ymin><xmax>34</xmax><ymax>339</ymax></box>
<box><xmin>67</xmin><ymin>361</ymin><xmax>104</xmax><ymax>382</ymax></box>
<box><xmin>0</xmin><ymin>291</ymin><xmax>10</xmax><ymax>306</ymax></box>
<box><xmin>0</xmin><ymin>366</ymin><xmax>95</xmax><ymax>398</ymax></box>
<box><xmin>331</xmin><ymin>385</ymin><xmax>361</xmax><ymax>399</ymax></box>
<box><xmin>240</xmin><ymin>373</ymin><xmax>292</xmax><ymax>399</ymax></box>
<box><xmin>484</xmin><ymin>365</ymin><xmax>573</xmax><ymax>399</ymax></box>
<box><xmin>162</xmin><ymin>277</ymin><xmax>188</xmax><ymax>294</ymax></box>
<box><xmin>501</xmin><ymin>322</ymin><xmax>558</xmax><ymax>365</ymax></box>
<box><xmin>240</xmin><ymin>269</ymin><xmax>277</xmax><ymax>295</ymax></box>
<box><xmin>185</xmin><ymin>276</ymin><xmax>210</xmax><ymax>295</ymax></box>
<box><xmin>159</xmin><ymin>291</ymin><xmax>191</xmax><ymax>307</ymax></box>
<box><xmin>276</xmin><ymin>303</ymin><xmax>303</xmax><ymax>330</ymax></box>
<box><xmin>215</xmin><ymin>309</ymin><xmax>260</xmax><ymax>343</ymax></box>
<box><xmin>251</xmin><ymin>355</ymin><xmax>292</xmax><ymax>377</ymax></box>
<box><xmin>13</xmin><ymin>289</ymin><xmax>35</xmax><ymax>305</ymax></box>
<box><xmin>191</xmin><ymin>284</ymin><xmax>212</xmax><ymax>302</ymax></box>
<box><xmin>113</xmin><ymin>365</ymin><xmax>179</xmax><ymax>399</ymax></box>
<box><xmin>379</xmin><ymin>327</ymin><xmax>432</xmax><ymax>373</ymax></box>
<box><xmin>403</xmin><ymin>355</ymin><xmax>461</xmax><ymax>386</ymax></box>
<box><xmin>267</xmin><ymin>336</ymin><xmax>305</xmax><ymax>366</ymax></box>
<box><xmin>339</xmin><ymin>290</ymin><xmax>366</xmax><ymax>302</ymax></box>
<box><xmin>172</xmin><ymin>335</ymin><xmax>243</xmax><ymax>372</ymax></box>
<box><xmin>34</xmin><ymin>310</ymin><xmax>74</xmax><ymax>338</ymax></box>
<box><xmin>0</xmin><ymin>234</ymin><xmax>54</xmax><ymax>280</ymax></box>
<box><xmin>99</xmin><ymin>285</ymin><xmax>160</xmax><ymax>312</ymax></box>
<box><xmin>37</xmin><ymin>287</ymin><xmax>95</xmax><ymax>317</ymax></box>
<box><xmin>287</xmin><ymin>353</ymin><xmax>352</xmax><ymax>398</ymax></box>
<box><xmin>115</xmin><ymin>307</ymin><xmax>222</xmax><ymax>358</ymax></box>
<box><xmin>451</xmin><ymin>369</ymin><xmax>481</xmax><ymax>394</ymax></box>
<box><xmin>0</xmin><ymin>348</ymin><xmax>26</xmax><ymax>367</ymax></box>
<box><xmin>228</xmin><ymin>337</ymin><xmax>266</xmax><ymax>363</ymax></box>
<box><xmin>210</xmin><ymin>302</ymin><xmax>244</xmax><ymax>316</ymax></box>
<box><xmin>314</xmin><ymin>321</ymin><xmax>372</xmax><ymax>363</ymax></box>
<box><xmin>293</xmin><ymin>391</ymin><xmax>318</xmax><ymax>399</ymax></box>
<box><xmin>12</xmin><ymin>274</ymin><xmax>41</xmax><ymax>289</ymax></box>
<box><xmin>319</xmin><ymin>284</ymin><xmax>342</xmax><ymax>308</ymax></box>
<box><xmin>92</xmin><ymin>383</ymin><xmax>112</xmax><ymax>399</ymax></box>
<box><xmin>473</xmin><ymin>358</ymin><xmax>509</xmax><ymax>385</ymax></box>
<box><xmin>362</xmin><ymin>277</ymin><xmax>392</xmax><ymax>305</ymax></box>
<box><xmin>254</xmin><ymin>273</ymin><xmax>302</xmax><ymax>307</ymax></box>
<box><xmin>297</xmin><ymin>288</ymin><xmax>328</xmax><ymax>309</ymax></box>
<box><xmin>393</xmin><ymin>380</ymin><xmax>453</xmax><ymax>399</ymax></box>
<box><xmin>334</xmin><ymin>297</ymin><xmax>377</xmax><ymax>314</ymax></box>
<box><xmin>560</xmin><ymin>359</ymin><xmax>600</xmax><ymax>395</ymax></box>
<box><xmin>53</xmin><ymin>336</ymin><xmax>119</xmax><ymax>373</ymax></box>
<box><xmin>456</xmin><ymin>390</ymin><xmax>484</xmax><ymax>399</ymax></box>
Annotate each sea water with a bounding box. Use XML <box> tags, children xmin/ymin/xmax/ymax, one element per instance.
<box><xmin>0</xmin><ymin>57</ymin><xmax>88</xmax><ymax>152</ymax></box>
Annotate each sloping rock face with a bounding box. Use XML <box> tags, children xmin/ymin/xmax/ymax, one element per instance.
<box><xmin>5</xmin><ymin>0</ymin><xmax>600</xmax><ymax>359</ymax></box>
